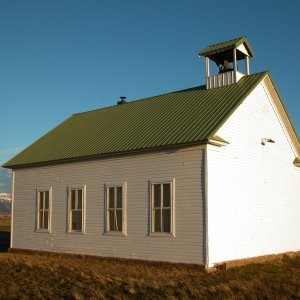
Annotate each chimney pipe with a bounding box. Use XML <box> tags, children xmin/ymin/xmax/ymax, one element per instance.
<box><xmin>117</xmin><ymin>96</ymin><xmax>127</xmax><ymax>105</ymax></box>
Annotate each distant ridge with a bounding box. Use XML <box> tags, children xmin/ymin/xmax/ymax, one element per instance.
<box><xmin>0</xmin><ymin>193</ymin><xmax>11</xmax><ymax>215</ymax></box>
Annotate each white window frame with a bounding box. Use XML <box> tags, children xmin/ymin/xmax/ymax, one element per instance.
<box><xmin>67</xmin><ymin>185</ymin><xmax>86</xmax><ymax>234</ymax></box>
<box><xmin>36</xmin><ymin>188</ymin><xmax>52</xmax><ymax>233</ymax></box>
<box><xmin>104</xmin><ymin>182</ymin><xmax>127</xmax><ymax>236</ymax></box>
<box><xmin>150</xmin><ymin>178</ymin><xmax>175</xmax><ymax>237</ymax></box>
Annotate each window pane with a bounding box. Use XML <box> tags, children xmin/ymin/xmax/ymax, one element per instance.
<box><xmin>116</xmin><ymin>210</ymin><xmax>122</xmax><ymax>231</ymax></box>
<box><xmin>116</xmin><ymin>187</ymin><xmax>122</xmax><ymax>208</ymax></box>
<box><xmin>77</xmin><ymin>190</ymin><xmax>82</xmax><ymax>209</ymax></box>
<box><xmin>154</xmin><ymin>209</ymin><xmax>161</xmax><ymax>232</ymax></box>
<box><xmin>162</xmin><ymin>209</ymin><xmax>171</xmax><ymax>233</ymax></box>
<box><xmin>39</xmin><ymin>192</ymin><xmax>44</xmax><ymax>209</ymax></box>
<box><xmin>71</xmin><ymin>190</ymin><xmax>76</xmax><ymax>209</ymax></box>
<box><xmin>109</xmin><ymin>210</ymin><xmax>115</xmax><ymax>231</ymax></box>
<box><xmin>72</xmin><ymin>211</ymin><xmax>82</xmax><ymax>231</ymax></box>
<box><xmin>109</xmin><ymin>187</ymin><xmax>115</xmax><ymax>208</ymax></box>
<box><xmin>153</xmin><ymin>184</ymin><xmax>161</xmax><ymax>207</ymax></box>
<box><xmin>163</xmin><ymin>184</ymin><xmax>171</xmax><ymax>207</ymax></box>
<box><xmin>71</xmin><ymin>211</ymin><xmax>76</xmax><ymax>230</ymax></box>
<box><xmin>44</xmin><ymin>191</ymin><xmax>49</xmax><ymax>209</ymax></box>
<box><xmin>44</xmin><ymin>211</ymin><xmax>49</xmax><ymax>229</ymax></box>
<box><xmin>38</xmin><ymin>211</ymin><xmax>43</xmax><ymax>229</ymax></box>
<box><xmin>77</xmin><ymin>211</ymin><xmax>82</xmax><ymax>231</ymax></box>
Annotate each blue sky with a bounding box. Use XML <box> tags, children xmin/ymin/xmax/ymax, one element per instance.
<box><xmin>1</xmin><ymin>0</ymin><xmax>300</xmax><ymax>193</ymax></box>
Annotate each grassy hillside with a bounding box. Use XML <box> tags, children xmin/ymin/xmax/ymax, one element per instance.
<box><xmin>0</xmin><ymin>219</ymin><xmax>300</xmax><ymax>299</ymax></box>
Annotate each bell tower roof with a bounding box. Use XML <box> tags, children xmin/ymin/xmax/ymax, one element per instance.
<box><xmin>198</xmin><ymin>36</ymin><xmax>255</xmax><ymax>65</ymax></box>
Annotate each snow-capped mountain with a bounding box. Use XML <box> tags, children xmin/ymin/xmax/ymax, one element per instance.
<box><xmin>0</xmin><ymin>193</ymin><xmax>11</xmax><ymax>215</ymax></box>
<box><xmin>0</xmin><ymin>193</ymin><xmax>11</xmax><ymax>201</ymax></box>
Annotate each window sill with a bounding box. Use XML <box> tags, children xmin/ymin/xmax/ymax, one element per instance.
<box><xmin>149</xmin><ymin>232</ymin><xmax>175</xmax><ymax>237</ymax></box>
<box><xmin>104</xmin><ymin>231</ymin><xmax>127</xmax><ymax>237</ymax></box>
<box><xmin>67</xmin><ymin>231</ymin><xmax>86</xmax><ymax>234</ymax></box>
<box><xmin>35</xmin><ymin>229</ymin><xmax>51</xmax><ymax>233</ymax></box>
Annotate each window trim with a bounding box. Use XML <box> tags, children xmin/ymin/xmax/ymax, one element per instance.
<box><xmin>104</xmin><ymin>182</ymin><xmax>127</xmax><ymax>236</ymax></box>
<box><xmin>35</xmin><ymin>187</ymin><xmax>52</xmax><ymax>233</ymax></box>
<box><xmin>149</xmin><ymin>178</ymin><xmax>175</xmax><ymax>237</ymax></box>
<box><xmin>67</xmin><ymin>185</ymin><xmax>86</xmax><ymax>234</ymax></box>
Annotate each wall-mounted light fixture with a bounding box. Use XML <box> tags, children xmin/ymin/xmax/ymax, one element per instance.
<box><xmin>261</xmin><ymin>138</ymin><xmax>275</xmax><ymax>145</ymax></box>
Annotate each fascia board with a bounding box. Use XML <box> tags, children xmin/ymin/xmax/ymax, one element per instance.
<box><xmin>262</xmin><ymin>74</ymin><xmax>300</xmax><ymax>157</ymax></box>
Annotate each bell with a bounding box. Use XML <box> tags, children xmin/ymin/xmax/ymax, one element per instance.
<box><xmin>224</xmin><ymin>60</ymin><xmax>233</xmax><ymax>70</ymax></box>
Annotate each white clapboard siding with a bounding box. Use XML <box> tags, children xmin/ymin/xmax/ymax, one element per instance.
<box><xmin>12</xmin><ymin>145</ymin><xmax>205</xmax><ymax>264</ymax></box>
<box><xmin>207</xmin><ymin>79</ymin><xmax>300</xmax><ymax>266</ymax></box>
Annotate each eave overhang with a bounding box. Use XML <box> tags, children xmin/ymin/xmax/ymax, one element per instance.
<box><xmin>293</xmin><ymin>157</ymin><xmax>300</xmax><ymax>167</ymax></box>
<box><xmin>1</xmin><ymin>140</ymin><xmax>211</xmax><ymax>169</ymax></box>
<box><xmin>208</xmin><ymin>135</ymin><xmax>229</xmax><ymax>147</ymax></box>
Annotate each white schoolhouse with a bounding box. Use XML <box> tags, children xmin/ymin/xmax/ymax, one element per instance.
<box><xmin>3</xmin><ymin>37</ymin><xmax>300</xmax><ymax>269</ymax></box>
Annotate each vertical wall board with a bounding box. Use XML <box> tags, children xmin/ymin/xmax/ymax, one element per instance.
<box><xmin>12</xmin><ymin>145</ymin><xmax>205</xmax><ymax>264</ymax></box>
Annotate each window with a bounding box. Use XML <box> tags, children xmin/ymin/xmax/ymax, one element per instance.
<box><xmin>36</xmin><ymin>188</ymin><xmax>52</xmax><ymax>232</ymax></box>
<box><xmin>105</xmin><ymin>183</ymin><xmax>127</xmax><ymax>235</ymax></box>
<box><xmin>68</xmin><ymin>186</ymin><xmax>86</xmax><ymax>233</ymax></box>
<box><xmin>151</xmin><ymin>179</ymin><xmax>175</xmax><ymax>235</ymax></box>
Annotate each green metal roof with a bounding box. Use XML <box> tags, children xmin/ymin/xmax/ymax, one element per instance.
<box><xmin>3</xmin><ymin>71</ymin><xmax>271</xmax><ymax>168</ymax></box>
<box><xmin>198</xmin><ymin>36</ymin><xmax>255</xmax><ymax>64</ymax></box>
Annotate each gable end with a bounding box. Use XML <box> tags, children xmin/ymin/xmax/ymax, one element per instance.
<box><xmin>263</xmin><ymin>76</ymin><xmax>300</xmax><ymax>157</ymax></box>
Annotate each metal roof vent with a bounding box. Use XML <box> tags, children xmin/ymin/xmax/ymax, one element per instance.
<box><xmin>117</xmin><ymin>96</ymin><xmax>127</xmax><ymax>105</ymax></box>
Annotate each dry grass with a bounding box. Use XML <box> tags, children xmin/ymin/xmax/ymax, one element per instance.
<box><xmin>1</xmin><ymin>218</ymin><xmax>300</xmax><ymax>299</ymax></box>
<box><xmin>0</xmin><ymin>216</ymin><xmax>11</xmax><ymax>227</ymax></box>
<box><xmin>0</xmin><ymin>252</ymin><xmax>300</xmax><ymax>299</ymax></box>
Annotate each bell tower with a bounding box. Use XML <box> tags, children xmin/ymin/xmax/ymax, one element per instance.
<box><xmin>198</xmin><ymin>37</ymin><xmax>255</xmax><ymax>89</ymax></box>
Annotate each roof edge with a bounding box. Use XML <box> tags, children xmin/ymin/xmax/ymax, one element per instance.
<box><xmin>73</xmin><ymin>85</ymin><xmax>207</xmax><ymax>116</ymax></box>
<box><xmin>1</xmin><ymin>140</ymin><xmax>210</xmax><ymax>169</ymax></box>
<box><xmin>263</xmin><ymin>74</ymin><xmax>300</xmax><ymax>156</ymax></box>
<box><xmin>237</xmin><ymin>36</ymin><xmax>255</xmax><ymax>58</ymax></box>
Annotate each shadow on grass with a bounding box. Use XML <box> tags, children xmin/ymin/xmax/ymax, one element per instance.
<box><xmin>0</xmin><ymin>230</ymin><xmax>10</xmax><ymax>252</ymax></box>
